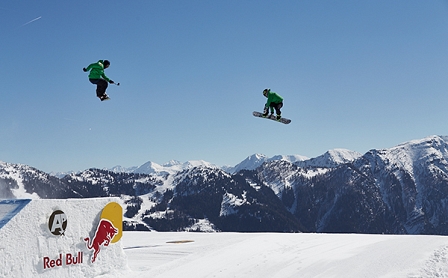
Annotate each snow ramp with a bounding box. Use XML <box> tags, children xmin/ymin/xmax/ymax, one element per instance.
<box><xmin>0</xmin><ymin>198</ymin><xmax>129</xmax><ymax>277</ymax></box>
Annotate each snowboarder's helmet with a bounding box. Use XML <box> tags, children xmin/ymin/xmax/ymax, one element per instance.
<box><xmin>103</xmin><ymin>60</ymin><xmax>110</xmax><ymax>67</ymax></box>
<box><xmin>263</xmin><ymin>89</ymin><xmax>270</xmax><ymax>97</ymax></box>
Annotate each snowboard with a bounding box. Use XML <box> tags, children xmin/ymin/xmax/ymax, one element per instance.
<box><xmin>253</xmin><ymin>111</ymin><xmax>291</xmax><ymax>124</ymax></box>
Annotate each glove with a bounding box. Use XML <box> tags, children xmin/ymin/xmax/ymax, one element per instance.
<box><xmin>262</xmin><ymin>107</ymin><xmax>268</xmax><ymax>117</ymax></box>
<box><xmin>109</xmin><ymin>80</ymin><xmax>114</xmax><ymax>84</ymax></box>
<box><xmin>83</xmin><ymin>68</ymin><xmax>87</xmax><ymax>72</ymax></box>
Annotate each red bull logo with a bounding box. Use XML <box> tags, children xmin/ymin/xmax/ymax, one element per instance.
<box><xmin>84</xmin><ymin>219</ymin><xmax>118</xmax><ymax>263</ymax></box>
<box><xmin>84</xmin><ymin>202</ymin><xmax>122</xmax><ymax>263</ymax></box>
<box><xmin>40</xmin><ymin>201</ymin><xmax>123</xmax><ymax>271</ymax></box>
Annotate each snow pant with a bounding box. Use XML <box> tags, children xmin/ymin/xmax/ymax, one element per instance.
<box><xmin>89</xmin><ymin>79</ymin><xmax>108</xmax><ymax>97</ymax></box>
<box><xmin>269</xmin><ymin>102</ymin><xmax>283</xmax><ymax>115</ymax></box>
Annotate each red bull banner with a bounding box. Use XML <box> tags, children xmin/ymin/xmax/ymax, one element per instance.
<box><xmin>41</xmin><ymin>201</ymin><xmax>123</xmax><ymax>269</ymax></box>
<box><xmin>1</xmin><ymin>198</ymin><xmax>127</xmax><ymax>277</ymax></box>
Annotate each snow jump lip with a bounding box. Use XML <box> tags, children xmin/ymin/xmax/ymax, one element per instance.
<box><xmin>0</xmin><ymin>199</ymin><xmax>31</xmax><ymax>229</ymax></box>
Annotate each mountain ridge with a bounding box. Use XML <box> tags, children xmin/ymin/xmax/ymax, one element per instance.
<box><xmin>2</xmin><ymin>135</ymin><xmax>448</xmax><ymax>234</ymax></box>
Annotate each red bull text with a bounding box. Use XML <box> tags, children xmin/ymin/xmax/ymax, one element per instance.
<box><xmin>43</xmin><ymin>252</ymin><xmax>83</xmax><ymax>269</ymax></box>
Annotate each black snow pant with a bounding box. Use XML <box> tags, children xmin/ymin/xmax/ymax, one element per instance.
<box><xmin>89</xmin><ymin>79</ymin><xmax>108</xmax><ymax>97</ymax></box>
<box><xmin>270</xmin><ymin>102</ymin><xmax>283</xmax><ymax>115</ymax></box>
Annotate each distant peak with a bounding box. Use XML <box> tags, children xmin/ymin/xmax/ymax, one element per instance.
<box><xmin>325</xmin><ymin>149</ymin><xmax>362</xmax><ymax>163</ymax></box>
<box><xmin>163</xmin><ymin>160</ymin><xmax>182</xmax><ymax>167</ymax></box>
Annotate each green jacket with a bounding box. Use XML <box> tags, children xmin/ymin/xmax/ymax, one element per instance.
<box><xmin>85</xmin><ymin>60</ymin><xmax>110</xmax><ymax>82</ymax></box>
<box><xmin>265</xmin><ymin>91</ymin><xmax>283</xmax><ymax>113</ymax></box>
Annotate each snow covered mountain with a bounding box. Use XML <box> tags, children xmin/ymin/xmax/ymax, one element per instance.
<box><xmin>107</xmin><ymin>155</ymin><xmax>305</xmax><ymax>176</ymax></box>
<box><xmin>252</xmin><ymin>135</ymin><xmax>448</xmax><ymax>234</ymax></box>
<box><xmin>50</xmin><ymin>160</ymin><xmax>218</xmax><ymax>178</ymax></box>
<box><xmin>223</xmin><ymin>153</ymin><xmax>308</xmax><ymax>174</ymax></box>
<box><xmin>83</xmin><ymin>150</ymin><xmax>343</xmax><ymax>178</ymax></box>
<box><xmin>224</xmin><ymin>153</ymin><xmax>269</xmax><ymax>173</ymax></box>
<box><xmin>295</xmin><ymin>148</ymin><xmax>362</xmax><ymax>168</ymax></box>
<box><xmin>0</xmin><ymin>161</ymin><xmax>79</xmax><ymax>199</ymax></box>
<box><xmin>132</xmin><ymin>160</ymin><xmax>218</xmax><ymax>176</ymax></box>
<box><xmin>2</xmin><ymin>135</ymin><xmax>448</xmax><ymax>234</ymax></box>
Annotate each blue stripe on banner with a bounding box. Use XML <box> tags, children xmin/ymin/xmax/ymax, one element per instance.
<box><xmin>0</xmin><ymin>199</ymin><xmax>31</xmax><ymax>229</ymax></box>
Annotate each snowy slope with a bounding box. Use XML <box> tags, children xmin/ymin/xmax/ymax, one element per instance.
<box><xmin>121</xmin><ymin>232</ymin><xmax>448</xmax><ymax>278</ymax></box>
<box><xmin>0</xmin><ymin>161</ymin><xmax>74</xmax><ymax>199</ymax></box>
<box><xmin>374</xmin><ymin>135</ymin><xmax>448</xmax><ymax>183</ymax></box>
<box><xmin>0</xmin><ymin>161</ymin><xmax>40</xmax><ymax>199</ymax></box>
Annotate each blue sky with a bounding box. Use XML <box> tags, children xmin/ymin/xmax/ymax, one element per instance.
<box><xmin>2</xmin><ymin>1</ymin><xmax>448</xmax><ymax>173</ymax></box>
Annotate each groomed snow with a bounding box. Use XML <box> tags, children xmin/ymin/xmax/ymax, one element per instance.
<box><xmin>2</xmin><ymin>198</ymin><xmax>448</xmax><ymax>277</ymax></box>
<box><xmin>119</xmin><ymin>232</ymin><xmax>448</xmax><ymax>278</ymax></box>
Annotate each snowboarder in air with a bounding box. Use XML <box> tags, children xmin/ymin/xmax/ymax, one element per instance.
<box><xmin>83</xmin><ymin>60</ymin><xmax>115</xmax><ymax>101</ymax></box>
<box><xmin>262</xmin><ymin>89</ymin><xmax>283</xmax><ymax>120</ymax></box>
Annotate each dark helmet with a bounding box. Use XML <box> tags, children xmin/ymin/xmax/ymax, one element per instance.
<box><xmin>263</xmin><ymin>88</ymin><xmax>270</xmax><ymax>97</ymax></box>
<box><xmin>103</xmin><ymin>60</ymin><xmax>110</xmax><ymax>67</ymax></box>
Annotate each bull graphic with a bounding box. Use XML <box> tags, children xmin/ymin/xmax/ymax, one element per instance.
<box><xmin>84</xmin><ymin>219</ymin><xmax>118</xmax><ymax>263</ymax></box>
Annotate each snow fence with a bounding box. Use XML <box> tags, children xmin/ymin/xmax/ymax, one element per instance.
<box><xmin>0</xmin><ymin>198</ymin><xmax>129</xmax><ymax>277</ymax></box>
